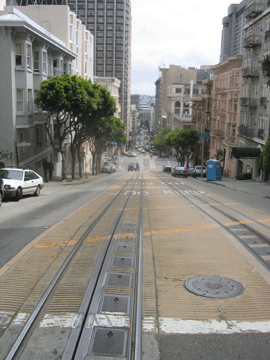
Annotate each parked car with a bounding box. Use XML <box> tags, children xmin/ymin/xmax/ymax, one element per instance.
<box><xmin>187</xmin><ymin>167</ymin><xmax>194</xmax><ymax>176</ymax></box>
<box><xmin>163</xmin><ymin>165</ymin><xmax>172</xmax><ymax>172</ymax></box>
<box><xmin>128</xmin><ymin>163</ymin><xmax>140</xmax><ymax>171</ymax></box>
<box><xmin>104</xmin><ymin>157</ymin><xmax>113</xmax><ymax>163</ymax></box>
<box><xmin>192</xmin><ymin>166</ymin><xmax>207</xmax><ymax>177</ymax></box>
<box><xmin>109</xmin><ymin>164</ymin><xmax>116</xmax><ymax>172</ymax></box>
<box><xmin>129</xmin><ymin>152</ymin><xmax>137</xmax><ymax>157</ymax></box>
<box><xmin>0</xmin><ymin>167</ymin><xmax>44</xmax><ymax>201</ymax></box>
<box><xmin>172</xmin><ymin>166</ymin><xmax>188</xmax><ymax>178</ymax></box>
<box><xmin>101</xmin><ymin>165</ymin><xmax>113</xmax><ymax>174</ymax></box>
<box><xmin>0</xmin><ymin>178</ymin><xmax>3</xmax><ymax>206</ymax></box>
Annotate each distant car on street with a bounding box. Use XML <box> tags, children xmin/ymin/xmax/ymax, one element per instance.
<box><xmin>192</xmin><ymin>166</ymin><xmax>207</xmax><ymax>177</ymax></box>
<box><xmin>101</xmin><ymin>165</ymin><xmax>113</xmax><ymax>174</ymax></box>
<box><xmin>163</xmin><ymin>165</ymin><xmax>172</xmax><ymax>172</ymax></box>
<box><xmin>172</xmin><ymin>166</ymin><xmax>188</xmax><ymax>178</ymax></box>
<box><xmin>128</xmin><ymin>163</ymin><xmax>139</xmax><ymax>171</ymax></box>
<box><xmin>0</xmin><ymin>167</ymin><xmax>44</xmax><ymax>201</ymax></box>
<box><xmin>187</xmin><ymin>167</ymin><xmax>194</xmax><ymax>176</ymax></box>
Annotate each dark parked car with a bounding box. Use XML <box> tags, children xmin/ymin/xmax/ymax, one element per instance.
<box><xmin>128</xmin><ymin>163</ymin><xmax>139</xmax><ymax>171</ymax></box>
<box><xmin>163</xmin><ymin>165</ymin><xmax>172</xmax><ymax>172</ymax></box>
<box><xmin>0</xmin><ymin>178</ymin><xmax>3</xmax><ymax>206</ymax></box>
<box><xmin>172</xmin><ymin>166</ymin><xmax>188</xmax><ymax>178</ymax></box>
<box><xmin>101</xmin><ymin>165</ymin><xmax>113</xmax><ymax>174</ymax></box>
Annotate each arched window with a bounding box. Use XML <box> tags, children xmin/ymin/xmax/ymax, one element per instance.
<box><xmin>175</xmin><ymin>101</ymin><xmax>180</xmax><ymax>114</ymax></box>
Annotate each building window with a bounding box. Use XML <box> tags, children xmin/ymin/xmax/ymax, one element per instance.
<box><xmin>175</xmin><ymin>101</ymin><xmax>180</xmax><ymax>114</ymax></box>
<box><xmin>42</xmin><ymin>51</ymin><xmax>47</xmax><ymax>74</ymax></box>
<box><xmin>26</xmin><ymin>44</ymin><xmax>32</xmax><ymax>69</ymax></box>
<box><xmin>176</xmin><ymin>88</ymin><xmax>182</xmax><ymax>93</ymax></box>
<box><xmin>85</xmin><ymin>40</ymin><xmax>87</xmax><ymax>53</ymax></box>
<box><xmin>33</xmin><ymin>51</ymin><xmax>39</xmax><ymax>72</ymax></box>
<box><xmin>16</xmin><ymin>43</ymin><xmax>23</xmax><ymax>66</ymax></box>
<box><xmin>233</xmin><ymin>99</ymin><xmax>238</xmax><ymax>112</ymax></box>
<box><xmin>17</xmin><ymin>89</ymin><xmax>24</xmax><ymax>113</ymax></box>
<box><xmin>28</xmin><ymin>89</ymin><xmax>32</xmax><ymax>112</ymax></box>
<box><xmin>70</xmin><ymin>25</ymin><xmax>72</xmax><ymax>41</ymax></box>
<box><xmin>85</xmin><ymin>61</ymin><xmax>87</xmax><ymax>74</ymax></box>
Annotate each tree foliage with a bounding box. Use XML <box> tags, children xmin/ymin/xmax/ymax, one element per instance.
<box><xmin>153</xmin><ymin>127</ymin><xmax>171</xmax><ymax>155</ymax></box>
<box><xmin>258</xmin><ymin>138</ymin><xmax>270</xmax><ymax>178</ymax></box>
<box><xmin>164</xmin><ymin>129</ymin><xmax>198</xmax><ymax>166</ymax></box>
<box><xmin>35</xmin><ymin>74</ymin><xmax>118</xmax><ymax>179</ymax></box>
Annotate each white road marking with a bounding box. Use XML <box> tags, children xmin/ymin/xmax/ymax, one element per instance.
<box><xmin>159</xmin><ymin>318</ymin><xmax>270</xmax><ymax>334</ymax></box>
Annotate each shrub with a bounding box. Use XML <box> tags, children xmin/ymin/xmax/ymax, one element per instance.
<box><xmin>236</xmin><ymin>172</ymin><xmax>252</xmax><ymax>180</ymax></box>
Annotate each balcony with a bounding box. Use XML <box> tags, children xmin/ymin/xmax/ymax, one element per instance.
<box><xmin>246</xmin><ymin>2</ymin><xmax>264</xmax><ymax>19</ymax></box>
<box><xmin>257</xmin><ymin>128</ymin><xmax>265</xmax><ymax>139</ymax></box>
<box><xmin>265</xmin><ymin>30</ymin><xmax>270</xmax><ymax>42</ymax></box>
<box><xmin>242</xmin><ymin>67</ymin><xmax>260</xmax><ymax>77</ymax></box>
<box><xmin>238</xmin><ymin>124</ymin><xmax>255</xmax><ymax>137</ymax></box>
<box><xmin>240</xmin><ymin>97</ymin><xmax>249</xmax><ymax>106</ymax></box>
<box><xmin>244</xmin><ymin>35</ymin><xmax>262</xmax><ymax>48</ymax></box>
<box><xmin>260</xmin><ymin>97</ymin><xmax>268</xmax><ymax>106</ymax></box>
<box><xmin>240</xmin><ymin>97</ymin><xmax>257</xmax><ymax>107</ymax></box>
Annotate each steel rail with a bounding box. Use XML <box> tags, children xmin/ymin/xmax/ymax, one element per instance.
<box><xmin>155</xmin><ymin>172</ymin><xmax>270</xmax><ymax>271</ymax></box>
<box><xmin>5</xmin><ymin>171</ymin><xmax>140</xmax><ymax>360</ymax></box>
<box><xmin>134</xmin><ymin>171</ymin><xmax>144</xmax><ymax>360</ymax></box>
<box><xmin>161</xmin><ymin>172</ymin><xmax>270</xmax><ymax>231</ymax></box>
<box><xmin>65</xmin><ymin>170</ymin><xmax>143</xmax><ymax>360</ymax></box>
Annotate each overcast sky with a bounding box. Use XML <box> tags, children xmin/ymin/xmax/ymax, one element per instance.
<box><xmin>131</xmin><ymin>0</ymin><xmax>239</xmax><ymax>96</ymax></box>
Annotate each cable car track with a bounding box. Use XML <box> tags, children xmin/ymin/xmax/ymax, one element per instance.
<box><xmin>155</xmin><ymin>172</ymin><xmax>270</xmax><ymax>271</ymax></box>
<box><xmin>5</xmin><ymin>171</ymin><xmax>144</xmax><ymax>360</ymax></box>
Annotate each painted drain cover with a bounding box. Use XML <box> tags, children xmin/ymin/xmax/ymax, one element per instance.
<box><xmin>185</xmin><ymin>275</ymin><xmax>244</xmax><ymax>298</ymax></box>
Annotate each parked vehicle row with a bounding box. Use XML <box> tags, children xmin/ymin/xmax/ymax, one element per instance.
<box><xmin>162</xmin><ymin>164</ymin><xmax>207</xmax><ymax>178</ymax></box>
<box><xmin>0</xmin><ymin>167</ymin><xmax>44</xmax><ymax>202</ymax></box>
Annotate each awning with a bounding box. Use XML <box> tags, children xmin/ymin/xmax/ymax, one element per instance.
<box><xmin>231</xmin><ymin>147</ymin><xmax>261</xmax><ymax>159</ymax></box>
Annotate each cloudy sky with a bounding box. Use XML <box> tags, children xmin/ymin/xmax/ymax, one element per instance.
<box><xmin>131</xmin><ymin>0</ymin><xmax>239</xmax><ymax>96</ymax></box>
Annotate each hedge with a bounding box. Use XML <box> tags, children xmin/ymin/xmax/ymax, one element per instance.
<box><xmin>236</xmin><ymin>172</ymin><xmax>252</xmax><ymax>180</ymax></box>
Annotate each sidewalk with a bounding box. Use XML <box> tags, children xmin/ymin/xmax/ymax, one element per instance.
<box><xmin>196</xmin><ymin>176</ymin><xmax>270</xmax><ymax>199</ymax></box>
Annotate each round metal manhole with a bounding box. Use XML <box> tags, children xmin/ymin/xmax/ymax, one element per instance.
<box><xmin>185</xmin><ymin>275</ymin><xmax>244</xmax><ymax>298</ymax></box>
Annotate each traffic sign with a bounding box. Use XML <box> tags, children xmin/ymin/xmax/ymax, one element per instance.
<box><xmin>198</xmin><ymin>133</ymin><xmax>210</xmax><ymax>138</ymax></box>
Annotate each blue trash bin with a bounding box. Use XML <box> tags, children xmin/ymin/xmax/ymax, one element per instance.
<box><xmin>206</xmin><ymin>159</ymin><xmax>222</xmax><ymax>181</ymax></box>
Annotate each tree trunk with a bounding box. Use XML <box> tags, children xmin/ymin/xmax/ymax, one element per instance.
<box><xmin>70</xmin><ymin>145</ymin><xmax>76</xmax><ymax>180</ymax></box>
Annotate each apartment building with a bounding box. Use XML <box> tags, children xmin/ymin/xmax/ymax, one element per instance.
<box><xmin>211</xmin><ymin>55</ymin><xmax>243</xmax><ymax>177</ymax></box>
<box><xmin>156</xmin><ymin>65</ymin><xmax>198</xmax><ymax>130</ymax></box>
<box><xmin>0</xmin><ymin>8</ymin><xmax>76</xmax><ymax>174</ymax></box>
<box><xmin>220</xmin><ymin>1</ymin><xmax>246</xmax><ymax>62</ymax></box>
<box><xmin>13</xmin><ymin>0</ymin><xmax>132</xmax><ymax>136</ymax></box>
<box><xmin>2</xmin><ymin>5</ymin><xmax>94</xmax><ymax>81</ymax></box>
<box><xmin>238</xmin><ymin>0</ymin><xmax>270</xmax><ymax>177</ymax></box>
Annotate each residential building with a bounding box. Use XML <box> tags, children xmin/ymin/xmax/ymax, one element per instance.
<box><xmin>130</xmin><ymin>104</ymin><xmax>139</xmax><ymax>134</ymax></box>
<box><xmin>1</xmin><ymin>5</ymin><xmax>94</xmax><ymax>81</ymax></box>
<box><xmin>211</xmin><ymin>55</ymin><xmax>243</xmax><ymax>177</ymax></box>
<box><xmin>0</xmin><ymin>8</ymin><xmax>76</xmax><ymax>175</ymax></box>
<box><xmin>94</xmin><ymin>76</ymin><xmax>121</xmax><ymax>118</ymax></box>
<box><xmin>166</xmin><ymin>82</ymin><xmax>206</xmax><ymax>131</ymax></box>
<box><xmin>220</xmin><ymin>1</ymin><xmax>246</xmax><ymax>62</ymax></box>
<box><xmin>156</xmin><ymin>65</ymin><xmax>198</xmax><ymax>131</ymax></box>
<box><xmin>238</xmin><ymin>0</ymin><xmax>270</xmax><ymax>178</ymax></box>
<box><xmin>13</xmin><ymin>0</ymin><xmax>132</xmax><ymax>137</ymax></box>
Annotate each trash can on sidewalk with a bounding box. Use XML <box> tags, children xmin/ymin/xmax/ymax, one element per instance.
<box><xmin>206</xmin><ymin>159</ymin><xmax>222</xmax><ymax>181</ymax></box>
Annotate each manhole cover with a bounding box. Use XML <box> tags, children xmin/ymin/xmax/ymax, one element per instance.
<box><xmin>185</xmin><ymin>275</ymin><xmax>244</xmax><ymax>298</ymax></box>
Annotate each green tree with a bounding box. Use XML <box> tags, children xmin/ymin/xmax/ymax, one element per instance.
<box><xmin>90</xmin><ymin>116</ymin><xmax>126</xmax><ymax>174</ymax></box>
<box><xmin>153</xmin><ymin>127</ymin><xmax>171</xmax><ymax>156</ymax></box>
<box><xmin>164</xmin><ymin>129</ymin><xmax>198</xmax><ymax>166</ymax></box>
<box><xmin>258</xmin><ymin>138</ymin><xmax>270</xmax><ymax>180</ymax></box>
<box><xmin>35</xmin><ymin>74</ymin><xmax>74</xmax><ymax>180</ymax></box>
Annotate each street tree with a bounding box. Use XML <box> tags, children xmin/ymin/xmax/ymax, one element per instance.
<box><xmin>164</xmin><ymin>129</ymin><xmax>198</xmax><ymax>166</ymax></box>
<box><xmin>153</xmin><ymin>127</ymin><xmax>171</xmax><ymax>156</ymax></box>
<box><xmin>35</xmin><ymin>74</ymin><xmax>74</xmax><ymax>180</ymax></box>
<box><xmin>90</xmin><ymin>116</ymin><xmax>126</xmax><ymax>174</ymax></box>
<box><xmin>258</xmin><ymin>138</ymin><xmax>270</xmax><ymax>180</ymax></box>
